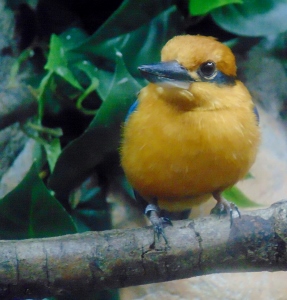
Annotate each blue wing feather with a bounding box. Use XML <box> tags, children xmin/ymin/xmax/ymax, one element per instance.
<box><xmin>253</xmin><ymin>106</ymin><xmax>259</xmax><ymax>124</ymax></box>
<box><xmin>125</xmin><ymin>100</ymin><xmax>138</xmax><ymax>122</ymax></box>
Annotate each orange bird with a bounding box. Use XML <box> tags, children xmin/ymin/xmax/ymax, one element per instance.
<box><xmin>120</xmin><ymin>35</ymin><xmax>260</xmax><ymax>241</ymax></box>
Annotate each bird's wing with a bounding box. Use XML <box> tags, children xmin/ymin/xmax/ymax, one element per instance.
<box><xmin>253</xmin><ymin>106</ymin><xmax>259</xmax><ymax>124</ymax></box>
<box><xmin>125</xmin><ymin>100</ymin><xmax>138</xmax><ymax>122</ymax></box>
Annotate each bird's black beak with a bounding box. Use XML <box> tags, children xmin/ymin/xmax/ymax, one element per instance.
<box><xmin>138</xmin><ymin>60</ymin><xmax>194</xmax><ymax>89</ymax></box>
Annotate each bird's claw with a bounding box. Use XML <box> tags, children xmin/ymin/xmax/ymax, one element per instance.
<box><xmin>145</xmin><ymin>204</ymin><xmax>172</xmax><ymax>245</ymax></box>
<box><xmin>161</xmin><ymin>217</ymin><xmax>173</xmax><ymax>227</ymax></box>
<box><xmin>210</xmin><ymin>200</ymin><xmax>241</xmax><ymax>227</ymax></box>
<box><xmin>153</xmin><ymin>221</ymin><xmax>168</xmax><ymax>245</ymax></box>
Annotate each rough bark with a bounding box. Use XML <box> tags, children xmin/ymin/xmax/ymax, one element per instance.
<box><xmin>0</xmin><ymin>201</ymin><xmax>287</xmax><ymax>299</ymax></box>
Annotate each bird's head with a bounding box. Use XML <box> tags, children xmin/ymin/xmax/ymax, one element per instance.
<box><xmin>138</xmin><ymin>35</ymin><xmax>243</xmax><ymax>111</ymax></box>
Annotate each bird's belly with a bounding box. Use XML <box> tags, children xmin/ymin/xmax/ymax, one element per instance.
<box><xmin>125</xmin><ymin>147</ymin><xmax>245</xmax><ymax>196</ymax></box>
<box><xmin>121</xmin><ymin>109</ymin><xmax>259</xmax><ymax>204</ymax></box>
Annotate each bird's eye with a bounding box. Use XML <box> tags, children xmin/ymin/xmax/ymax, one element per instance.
<box><xmin>199</xmin><ymin>61</ymin><xmax>216</xmax><ymax>78</ymax></box>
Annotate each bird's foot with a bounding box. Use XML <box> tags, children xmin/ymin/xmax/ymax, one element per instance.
<box><xmin>210</xmin><ymin>193</ymin><xmax>241</xmax><ymax>227</ymax></box>
<box><xmin>145</xmin><ymin>204</ymin><xmax>172</xmax><ymax>245</ymax></box>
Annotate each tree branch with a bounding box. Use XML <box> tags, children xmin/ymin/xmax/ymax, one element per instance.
<box><xmin>1</xmin><ymin>201</ymin><xmax>287</xmax><ymax>299</ymax></box>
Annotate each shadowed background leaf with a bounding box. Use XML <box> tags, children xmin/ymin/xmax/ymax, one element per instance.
<box><xmin>0</xmin><ymin>163</ymin><xmax>77</xmax><ymax>239</ymax></box>
<box><xmin>212</xmin><ymin>0</ymin><xmax>287</xmax><ymax>37</ymax></box>
<box><xmin>48</xmin><ymin>0</ymin><xmax>184</xmax><ymax>201</ymax></box>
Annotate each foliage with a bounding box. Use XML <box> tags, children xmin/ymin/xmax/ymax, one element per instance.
<box><xmin>211</xmin><ymin>0</ymin><xmax>287</xmax><ymax>37</ymax></box>
<box><xmin>1</xmin><ymin>0</ymin><xmax>184</xmax><ymax>242</ymax></box>
<box><xmin>0</xmin><ymin>163</ymin><xmax>77</xmax><ymax>239</ymax></box>
<box><xmin>222</xmin><ymin>186</ymin><xmax>262</xmax><ymax>208</ymax></box>
<box><xmin>3</xmin><ymin>0</ymin><xmax>287</xmax><ymax>298</ymax></box>
<box><xmin>189</xmin><ymin>0</ymin><xmax>242</xmax><ymax>16</ymax></box>
<box><xmin>189</xmin><ymin>0</ymin><xmax>287</xmax><ymax>37</ymax></box>
<box><xmin>4</xmin><ymin>0</ymin><xmax>287</xmax><ymax>246</ymax></box>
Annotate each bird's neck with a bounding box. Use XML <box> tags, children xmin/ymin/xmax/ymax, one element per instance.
<box><xmin>148</xmin><ymin>84</ymin><xmax>197</xmax><ymax>112</ymax></box>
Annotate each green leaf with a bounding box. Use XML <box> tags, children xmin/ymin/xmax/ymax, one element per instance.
<box><xmin>189</xmin><ymin>0</ymin><xmax>242</xmax><ymax>16</ymax></box>
<box><xmin>75</xmin><ymin>1</ymin><xmax>183</xmax><ymax>74</ymax></box>
<box><xmin>49</xmin><ymin>1</ymin><xmax>183</xmax><ymax>197</ymax></box>
<box><xmin>222</xmin><ymin>186</ymin><xmax>261</xmax><ymax>208</ymax></box>
<box><xmin>45</xmin><ymin>34</ymin><xmax>83</xmax><ymax>90</ymax></box>
<box><xmin>21</xmin><ymin>123</ymin><xmax>62</xmax><ymax>172</ymax></box>
<box><xmin>37</xmin><ymin>70</ymin><xmax>54</xmax><ymax>121</ymax></box>
<box><xmin>48</xmin><ymin>54</ymin><xmax>140</xmax><ymax>196</ymax></box>
<box><xmin>75</xmin><ymin>60</ymin><xmax>100</xmax><ymax>113</ymax></box>
<box><xmin>0</xmin><ymin>164</ymin><xmax>77</xmax><ymax>239</ymax></box>
<box><xmin>8</xmin><ymin>48</ymin><xmax>34</xmax><ymax>88</ymax></box>
<box><xmin>81</xmin><ymin>0</ymin><xmax>175</xmax><ymax>44</ymax></box>
<box><xmin>212</xmin><ymin>0</ymin><xmax>287</xmax><ymax>37</ymax></box>
<box><xmin>43</xmin><ymin>138</ymin><xmax>62</xmax><ymax>172</ymax></box>
<box><xmin>45</xmin><ymin>35</ymin><xmax>66</xmax><ymax>71</ymax></box>
<box><xmin>59</xmin><ymin>27</ymin><xmax>89</xmax><ymax>51</ymax></box>
<box><xmin>76</xmin><ymin>60</ymin><xmax>99</xmax><ymax>80</ymax></box>
<box><xmin>244</xmin><ymin>172</ymin><xmax>254</xmax><ymax>179</ymax></box>
<box><xmin>91</xmin><ymin>52</ymin><xmax>142</xmax><ymax>127</ymax></box>
<box><xmin>48</xmin><ymin>54</ymin><xmax>141</xmax><ymax>197</ymax></box>
<box><xmin>48</xmin><ymin>127</ymin><xmax>120</xmax><ymax>197</ymax></box>
<box><xmin>36</xmin><ymin>33</ymin><xmax>89</xmax><ymax>121</ymax></box>
<box><xmin>56</xmin><ymin>66</ymin><xmax>83</xmax><ymax>90</ymax></box>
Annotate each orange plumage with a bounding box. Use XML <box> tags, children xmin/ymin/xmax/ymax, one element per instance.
<box><xmin>120</xmin><ymin>35</ymin><xmax>260</xmax><ymax>214</ymax></box>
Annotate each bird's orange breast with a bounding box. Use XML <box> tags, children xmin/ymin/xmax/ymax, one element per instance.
<box><xmin>120</xmin><ymin>83</ymin><xmax>260</xmax><ymax>211</ymax></box>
